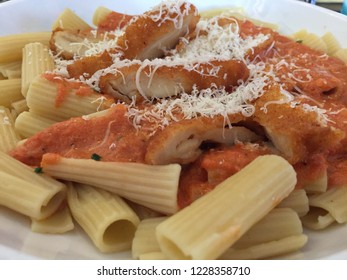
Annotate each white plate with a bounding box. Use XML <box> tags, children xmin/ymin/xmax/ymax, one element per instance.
<box><xmin>1</xmin><ymin>0</ymin><xmax>347</xmax><ymax>260</ymax></box>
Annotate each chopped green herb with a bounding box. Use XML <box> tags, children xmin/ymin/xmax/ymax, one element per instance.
<box><xmin>91</xmin><ymin>153</ymin><xmax>102</xmax><ymax>161</ymax></box>
<box><xmin>296</xmin><ymin>39</ymin><xmax>303</xmax><ymax>44</ymax></box>
<box><xmin>34</xmin><ymin>167</ymin><xmax>43</xmax><ymax>174</ymax></box>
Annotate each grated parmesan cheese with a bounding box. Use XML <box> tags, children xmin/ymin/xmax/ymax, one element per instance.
<box><xmin>48</xmin><ymin>2</ymin><xmax>331</xmax><ymax>130</ymax></box>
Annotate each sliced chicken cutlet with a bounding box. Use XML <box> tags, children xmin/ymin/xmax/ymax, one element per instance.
<box><xmin>50</xmin><ymin>28</ymin><xmax>111</xmax><ymax>60</ymax></box>
<box><xmin>99</xmin><ymin>59</ymin><xmax>249</xmax><ymax>101</ymax></box>
<box><xmin>145</xmin><ymin>114</ymin><xmax>262</xmax><ymax>165</ymax></box>
<box><xmin>252</xmin><ymin>86</ymin><xmax>344</xmax><ymax>164</ymax></box>
<box><xmin>116</xmin><ymin>1</ymin><xmax>200</xmax><ymax>60</ymax></box>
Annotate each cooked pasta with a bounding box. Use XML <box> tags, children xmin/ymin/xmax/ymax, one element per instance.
<box><xmin>0</xmin><ymin>78</ymin><xmax>22</xmax><ymax>107</ymax></box>
<box><xmin>0</xmin><ymin>170</ymin><xmax>66</xmax><ymax>221</ymax></box>
<box><xmin>26</xmin><ymin>76</ymin><xmax>114</xmax><ymax>121</ymax></box>
<box><xmin>0</xmin><ymin>106</ymin><xmax>20</xmax><ymax>152</ymax></box>
<box><xmin>291</xmin><ymin>29</ymin><xmax>327</xmax><ymax>53</ymax></box>
<box><xmin>132</xmin><ymin>217</ymin><xmax>167</xmax><ymax>259</ymax></box>
<box><xmin>67</xmin><ymin>182</ymin><xmax>140</xmax><ymax>253</ymax></box>
<box><xmin>41</xmin><ymin>154</ymin><xmax>182</xmax><ymax>215</ymax></box>
<box><xmin>334</xmin><ymin>48</ymin><xmax>347</xmax><ymax>64</ymax></box>
<box><xmin>277</xmin><ymin>189</ymin><xmax>309</xmax><ymax>217</ymax></box>
<box><xmin>10</xmin><ymin>99</ymin><xmax>28</xmax><ymax>115</ymax></box>
<box><xmin>21</xmin><ymin>42</ymin><xmax>55</xmax><ymax>97</ymax></box>
<box><xmin>93</xmin><ymin>6</ymin><xmax>113</xmax><ymax>26</ymax></box>
<box><xmin>301</xmin><ymin>186</ymin><xmax>347</xmax><ymax>230</ymax></box>
<box><xmin>322</xmin><ymin>32</ymin><xmax>341</xmax><ymax>56</ymax></box>
<box><xmin>1</xmin><ymin>0</ymin><xmax>347</xmax><ymax>260</ymax></box>
<box><xmin>220</xmin><ymin>208</ymin><xmax>307</xmax><ymax>259</ymax></box>
<box><xmin>31</xmin><ymin>204</ymin><xmax>74</xmax><ymax>234</ymax></box>
<box><xmin>52</xmin><ymin>8</ymin><xmax>91</xmax><ymax>30</ymax></box>
<box><xmin>0</xmin><ymin>61</ymin><xmax>21</xmax><ymax>79</ymax></box>
<box><xmin>156</xmin><ymin>155</ymin><xmax>296</xmax><ymax>260</ymax></box>
<box><xmin>15</xmin><ymin>111</ymin><xmax>56</xmax><ymax>138</ymax></box>
<box><xmin>0</xmin><ymin>151</ymin><xmax>66</xmax><ymax>219</ymax></box>
<box><xmin>0</xmin><ymin>32</ymin><xmax>51</xmax><ymax>63</ymax></box>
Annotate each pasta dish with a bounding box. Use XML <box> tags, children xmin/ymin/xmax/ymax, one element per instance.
<box><xmin>1</xmin><ymin>0</ymin><xmax>347</xmax><ymax>259</ymax></box>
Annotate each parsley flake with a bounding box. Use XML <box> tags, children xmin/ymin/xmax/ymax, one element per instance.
<box><xmin>34</xmin><ymin>167</ymin><xmax>43</xmax><ymax>174</ymax></box>
<box><xmin>91</xmin><ymin>153</ymin><xmax>102</xmax><ymax>161</ymax></box>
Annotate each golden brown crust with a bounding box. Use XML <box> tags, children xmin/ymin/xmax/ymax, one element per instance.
<box><xmin>145</xmin><ymin>114</ymin><xmax>249</xmax><ymax>165</ymax></box>
<box><xmin>116</xmin><ymin>3</ymin><xmax>200</xmax><ymax>60</ymax></box>
<box><xmin>67</xmin><ymin>51</ymin><xmax>114</xmax><ymax>79</ymax></box>
<box><xmin>252</xmin><ymin>86</ymin><xmax>344</xmax><ymax>164</ymax></box>
<box><xmin>99</xmin><ymin>59</ymin><xmax>249</xmax><ymax>101</ymax></box>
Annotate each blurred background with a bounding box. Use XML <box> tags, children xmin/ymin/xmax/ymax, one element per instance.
<box><xmin>0</xmin><ymin>0</ymin><xmax>345</xmax><ymax>13</ymax></box>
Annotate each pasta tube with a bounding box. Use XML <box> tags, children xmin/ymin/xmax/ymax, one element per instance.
<box><xmin>0</xmin><ymin>78</ymin><xmax>22</xmax><ymax>107</ymax></box>
<box><xmin>0</xmin><ymin>106</ymin><xmax>20</xmax><ymax>152</ymax></box>
<box><xmin>31</xmin><ymin>205</ymin><xmax>74</xmax><ymax>234</ymax></box>
<box><xmin>0</xmin><ymin>32</ymin><xmax>51</xmax><ymax>63</ymax></box>
<box><xmin>277</xmin><ymin>189</ymin><xmax>309</xmax><ymax>217</ymax></box>
<box><xmin>291</xmin><ymin>29</ymin><xmax>327</xmax><ymax>53</ymax></box>
<box><xmin>67</xmin><ymin>183</ymin><xmax>140</xmax><ymax>253</ymax></box>
<box><xmin>15</xmin><ymin>111</ymin><xmax>56</xmax><ymax>138</ymax></box>
<box><xmin>26</xmin><ymin>76</ymin><xmax>113</xmax><ymax>122</ymax></box>
<box><xmin>333</xmin><ymin>48</ymin><xmax>347</xmax><ymax>64</ymax></box>
<box><xmin>132</xmin><ymin>217</ymin><xmax>167</xmax><ymax>259</ymax></box>
<box><xmin>0</xmin><ymin>171</ymin><xmax>65</xmax><ymax>220</ymax></box>
<box><xmin>321</xmin><ymin>32</ymin><xmax>341</xmax><ymax>55</ymax></box>
<box><xmin>221</xmin><ymin>235</ymin><xmax>308</xmax><ymax>260</ymax></box>
<box><xmin>21</xmin><ymin>42</ymin><xmax>55</xmax><ymax>96</ymax></box>
<box><xmin>93</xmin><ymin>6</ymin><xmax>112</xmax><ymax>26</ymax></box>
<box><xmin>0</xmin><ymin>151</ymin><xmax>66</xmax><ymax>219</ymax></box>
<box><xmin>0</xmin><ymin>61</ymin><xmax>21</xmax><ymax>79</ymax></box>
<box><xmin>11</xmin><ymin>99</ymin><xmax>28</xmax><ymax>115</ymax></box>
<box><xmin>301</xmin><ymin>186</ymin><xmax>347</xmax><ymax>230</ymax></box>
<box><xmin>52</xmin><ymin>8</ymin><xmax>91</xmax><ymax>30</ymax></box>
<box><xmin>41</xmin><ymin>154</ymin><xmax>182</xmax><ymax>214</ymax></box>
<box><xmin>301</xmin><ymin>208</ymin><xmax>335</xmax><ymax>230</ymax></box>
<box><xmin>156</xmin><ymin>155</ymin><xmax>297</xmax><ymax>260</ymax></box>
<box><xmin>220</xmin><ymin>208</ymin><xmax>307</xmax><ymax>259</ymax></box>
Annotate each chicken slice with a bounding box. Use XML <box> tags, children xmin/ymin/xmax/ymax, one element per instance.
<box><xmin>50</xmin><ymin>28</ymin><xmax>102</xmax><ymax>59</ymax></box>
<box><xmin>116</xmin><ymin>1</ymin><xmax>200</xmax><ymax>60</ymax></box>
<box><xmin>253</xmin><ymin>86</ymin><xmax>344</xmax><ymax>164</ymax></box>
<box><xmin>67</xmin><ymin>51</ymin><xmax>114</xmax><ymax>79</ymax></box>
<box><xmin>145</xmin><ymin>115</ymin><xmax>261</xmax><ymax>165</ymax></box>
<box><xmin>99</xmin><ymin>59</ymin><xmax>249</xmax><ymax>102</ymax></box>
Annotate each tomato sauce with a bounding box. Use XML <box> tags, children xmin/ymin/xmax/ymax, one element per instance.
<box><xmin>238</xmin><ymin>19</ymin><xmax>347</xmax><ymax>190</ymax></box>
<box><xmin>178</xmin><ymin>143</ymin><xmax>271</xmax><ymax>208</ymax></box>
<box><xmin>97</xmin><ymin>11</ymin><xmax>133</xmax><ymax>31</ymax></box>
<box><xmin>43</xmin><ymin>73</ymin><xmax>96</xmax><ymax>107</ymax></box>
<box><xmin>10</xmin><ymin>105</ymin><xmax>148</xmax><ymax>167</ymax></box>
<box><xmin>10</xmin><ymin>16</ymin><xmax>347</xmax><ymax>210</ymax></box>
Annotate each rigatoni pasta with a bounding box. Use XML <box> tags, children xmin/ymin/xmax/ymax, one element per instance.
<box><xmin>0</xmin><ymin>32</ymin><xmax>51</xmax><ymax>63</ymax></box>
<box><xmin>31</xmin><ymin>205</ymin><xmax>74</xmax><ymax>234</ymax></box>
<box><xmin>15</xmin><ymin>111</ymin><xmax>56</xmax><ymax>138</ymax></box>
<box><xmin>220</xmin><ymin>208</ymin><xmax>307</xmax><ymax>259</ymax></box>
<box><xmin>132</xmin><ymin>217</ymin><xmax>167</xmax><ymax>259</ymax></box>
<box><xmin>52</xmin><ymin>8</ymin><xmax>91</xmax><ymax>30</ymax></box>
<box><xmin>41</xmin><ymin>154</ymin><xmax>182</xmax><ymax>215</ymax></box>
<box><xmin>0</xmin><ymin>151</ymin><xmax>66</xmax><ymax>219</ymax></box>
<box><xmin>1</xmin><ymin>0</ymin><xmax>347</xmax><ymax>260</ymax></box>
<box><xmin>67</xmin><ymin>182</ymin><xmax>140</xmax><ymax>253</ymax></box>
<box><xmin>0</xmin><ymin>106</ymin><xmax>20</xmax><ymax>152</ymax></box>
<box><xmin>0</xmin><ymin>78</ymin><xmax>22</xmax><ymax>107</ymax></box>
<box><xmin>0</xmin><ymin>61</ymin><xmax>21</xmax><ymax>79</ymax></box>
<box><xmin>277</xmin><ymin>189</ymin><xmax>309</xmax><ymax>217</ymax></box>
<box><xmin>21</xmin><ymin>42</ymin><xmax>55</xmax><ymax>97</ymax></box>
<box><xmin>26</xmin><ymin>75</ymin><xmax>114</xmax><ymax>121</ymax></box>
<box><xmin>156</xmin><ymin>155</ymin><xmax>296</xmax><ymax>260</ymax></box>
<box><xmin>302</xmin><ymin>186</ymin><xmax>347</xmax><ymax>230</ymax></box>
<box><xmin>92</xmin><ymin>6</ymin><xmax>113</xmax><ymax>26</ymax></box>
